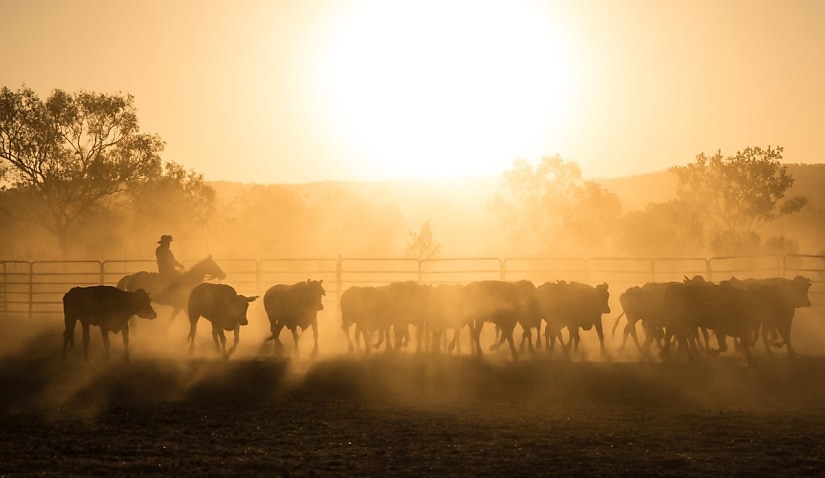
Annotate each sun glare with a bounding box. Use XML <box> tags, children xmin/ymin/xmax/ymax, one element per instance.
<box><xmin>320</xmin><ymin>1</ymin><xmax>578</xmax><ymax>180</ymax></box>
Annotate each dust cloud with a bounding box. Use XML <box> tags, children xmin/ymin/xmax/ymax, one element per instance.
<box><xmin>2</xmin><ymin>288</ymin><xmax>825</xmax><ymax>422</ymax></box>
<box><xmin>2</xmin><ymin>172</ymin><xmax>825</xmax><ymax>421</ymax></box>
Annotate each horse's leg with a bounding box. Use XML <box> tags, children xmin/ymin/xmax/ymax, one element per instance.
<box><xmin>188</xmin><ymin>318</ymin><xmax>199</xmax><ymax>355</ymax></box>
<box><xmin>166</xmin><ymin>308</ymin><xmax>183</xmax><ymax>330</ymax></box>
<box><xmin>82</xmin><ymin>323</ymin><xmax>91</xmax><ymax>362</ymax></box>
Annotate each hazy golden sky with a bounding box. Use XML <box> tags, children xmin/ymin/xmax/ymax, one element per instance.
<box><xmin>2</xmin><ymin>0</ymin><xmax>823</xmax><ymax>183</ymax></box>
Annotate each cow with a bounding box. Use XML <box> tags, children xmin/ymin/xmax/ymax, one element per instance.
<box><xmin>62</xmin><ymin>285</ymin><xmax>157</xmax><ymax>363</ymax></box>
<box><xmin>187</xmin><ymin>283</ymin><xmax>258</xmax><ymax>358</ymax></box>
<box><xmin>428</xmin><ymin>283</ymin><xmax>473</xmax><ymax>354</ymax></box>
<box><xmin>723</xmin><ymin>276</ymin><xmax>811</xmax><ymax>358</ymax></box>
<box><xmin>536</xmin><ymin>281</ymin><xmax>611</xmax><ymax>358</ymax></box>
<box><xmin>463</xmin><ymin>280</ymin><xmax>539</xmax><ymax>361</ymax></box>
<box><xmin>340</xmin><ymin>285</ymin><xmax>385</xmax><ymax>354</ymax></box>
<box><xmin>262</xmin><ymin>279</ymin><xmax>325</xmax><ymax>358</ymax></box>
<box><xmin>612</xmin><ymin>276</ymin><xmax>710</xmax><ymax>359</ymax></box>
<box><xmin>371</xmin><ymin>281</ymin><xmax>433</xmax><ymax>353</ymax></box>
<box><xmin>661</xmin><ymin>282</ymin><xmax>761</xmax><ymax>365</ymax></box>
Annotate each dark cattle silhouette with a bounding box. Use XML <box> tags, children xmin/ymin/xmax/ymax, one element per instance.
<box><xmin>537</xmin><ymin>281</ymin><xmax>611</xmax><ymax>358</ymax></box>
<box><xmin>428</xmin><ymin>283</ymin><xmax>473</xmax><ymax>354</ymax></box>
<box><xmin>464</xmin><ymin>280</ymin><xmax>539</xmax><ymax>361</ymax></box>
<box><xmin>187</xmin><ymin>283</ymin><xmax>257</xmax><ymax>359</ymax></box>
<box><xmin>340</xmin><ymin>285</ymin><xmax>384</xmax><ymax>354</ymax></box>
<box><xmin>612</xmin><ymin>276</ymin><xmax>710</xmax><ymax>359</ymax></box>
<box><xmin>372</xmin><ymin>281</ymin><xmax>433</xmax><ymax>353</ymax></box>
<box><xmin>662</xmin><ymin>282</ymin><xmax>760</xmax><ymax>364</ymax></box>
<box><xmin>117</xmin><ymin>256</ymin><xmax>226</xmax><ymax>326</ymax></box>
<box><xmin>723</xmin><ymin>276</ymin><xmax>811</xmax><ymax>358</ymax></box>
<box><xmin>262</xmin><ymin>279</ymin><xmax>326</xmax><ymax>358</ymax></box>
<box><xmin>62</xmin><ymin>286</ymin><xmax>157</xmax><ymax>362</ymax></box>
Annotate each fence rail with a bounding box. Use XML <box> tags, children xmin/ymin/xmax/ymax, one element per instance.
<box><xmin>1</xmin><ymin>254</ymin><xmax>824</xmax><ymax>322</ymax></box>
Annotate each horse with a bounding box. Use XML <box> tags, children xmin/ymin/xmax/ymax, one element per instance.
<box><xmin>116</xmin><ymin>255</ymin><xmax>227</xmax><ymax>326</ymax></box>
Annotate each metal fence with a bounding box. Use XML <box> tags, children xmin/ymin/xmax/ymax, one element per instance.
<box><xmin>1</xmin><ymin>254</ymin><xmax>824</xmax><ymax>322</ymax></box>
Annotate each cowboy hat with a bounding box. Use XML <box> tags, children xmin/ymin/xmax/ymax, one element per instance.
<box><xmin>157</xmin><ymin>235</ymin><xmax>173</xmax><ymax>244</ymax></box>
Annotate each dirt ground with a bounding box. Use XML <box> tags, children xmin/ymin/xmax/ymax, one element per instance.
<box><xmin>2</xmin><ymin>320</ymin><xmax>825</xmax><ymax>477</ymax></box>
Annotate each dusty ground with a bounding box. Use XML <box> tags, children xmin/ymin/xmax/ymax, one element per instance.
<box><xmin>2</xmin><ymin>320</ymin><xmax>825</xmax><ymax>476</ymax></box>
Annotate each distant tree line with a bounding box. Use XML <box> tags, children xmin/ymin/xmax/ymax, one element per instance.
<box><xmin>0</xmin><ymin>85</ymin><xmax>814</xmax><ymax>261</ymax></box>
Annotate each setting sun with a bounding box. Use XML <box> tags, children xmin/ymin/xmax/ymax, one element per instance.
<box><xmin>319</xmin><ymin>1</ymin><xmax>580</xmax><ymax>179</ymax></box>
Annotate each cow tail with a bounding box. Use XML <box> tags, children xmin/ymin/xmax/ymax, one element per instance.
<box><xmin>611</xmin><ymin>311</ymin><xmax>626</xmax><ymax>338</ymax></box>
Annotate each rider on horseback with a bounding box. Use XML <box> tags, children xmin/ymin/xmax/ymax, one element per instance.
<box><xmin>156</xmin><ymin>235</ymin><xmax>184</xmax><ymax>284</ymax></box>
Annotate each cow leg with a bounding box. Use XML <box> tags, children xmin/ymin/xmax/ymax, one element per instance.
<box><xmin>100</xmin><ymin>328</ymin><xmax>111</xmax><ymax>361</ymax></box>
<box><xmin>760</xmin><ymin>325</ymin><xmax>777</xmax><ymax>357</ymax></box>
<box><xmin>522</xmin><ymin>329</ymin><xmax>535</xmax><ymax>354</ymax></box>
<box><xmin>269</xmin><ymin>322</ymin><xmax>286</xmax><ymax>355</ymax></box>
<box><xmin>716</xmin><ymin>333</ymin><xmax>728</xmax><ymax>355</ymax></box>
<box><xmin>121</xmin><ymin>325</ymin><xmax>131</xmax><ymax>363</ymax></box>
<box><xmin>82</xmin><ymin>323</ymin><xmax>91</xmax><ymax>362</ymax></box>
<box><xmin>228</xmin><ymin>326</ymin><xmax>240</xmax><ymax>357</ymax></box>
<box><xmin>740</xmin><ymin>339</ymin><xmax>756</xmax><ymax>366</ymax></box>
<box><xmin>504</xmin><ymin>329</ymin><xmax>518</xmax><ymax>362</ymax></box>
<box><xmin>471</xmin><ymin>320</ymin><xmax>484</xmax><ymax>357</ymax></box>
<box><xmin>210</xmin><ymin>324</ymin><xmax>226</xmax><ymax>357</ymax></box>
<box><xmin>447</xmin><ymin>328</ymin><xmax>460</xmax><ymax>354</ymax></box>
<box><xmin>625</xmin><ymin>322</ymin><xmax>642</xmax><ymax>350</ymax></box>
<box><xmin>311</xmin><ymin>320</ymin><xmax>319</xmax><ymax>358</ymax></box>
<box><xmin>594</xmin><ymin>321</ymin><xmax>607</xmax><ymax>358</ymax></box>
<box><xmin>62</xmin><ymin>317</ymin><xmax>77</xmax><ymax>361</ymax></box>
<box><xmin>342</xmin><ymin>321</ymin><xmax>354</xmax><ymax>353</ymax></box>
<box><xmin>490</xmin><ymin>325</ymin><xmax>506</xmax><ymax>352</ymax></box>
<box><xmin>779</xmin><ymin>324</ymin><xmax>796</xmax><ymax>359</ymax></box>
<box><xmin>290</xmin><ymin>327</ymin><xmax>301</xmax><ymax>357</ymax></box>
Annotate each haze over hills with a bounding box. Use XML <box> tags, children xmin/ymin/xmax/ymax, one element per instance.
<box><xmin>208</xmin><ymin>162</ymin><xmax>825</xmax><ymax>259</ymax></box>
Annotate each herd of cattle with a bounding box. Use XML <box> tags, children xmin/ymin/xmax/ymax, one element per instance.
<box><xmin>60</xmin><ymin>272</ymin><xmax>815</xmax><ymax>365</ymax></box>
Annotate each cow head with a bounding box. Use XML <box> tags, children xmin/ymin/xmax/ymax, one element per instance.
<box><xmin>234</xmin><ymin>294</ymin><xmax>258</xmax><ymax>326</ymax></box>
<box><xmin>133</xmin><ymin>289</ymin><xmax>158</xmax><ymax>320</ymax></box>
<box><xmin>790</xmin><ymin>276</ymin><xmax>812</xmax><ymax>308</ymax></box>
<box><xmin>306</xmin><ymin>279</ymin><xmax>325</xmax><ymax>311</ymax></box>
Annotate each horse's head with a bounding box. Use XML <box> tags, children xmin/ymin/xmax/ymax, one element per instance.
<box><xmin>191</xmin><ymin>255</ymin><xmax>227</xmax><ymax>281</ymax></box>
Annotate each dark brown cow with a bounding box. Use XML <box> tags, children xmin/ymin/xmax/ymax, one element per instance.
<box><xmin>662</xmin><ymin>282</ymin><xmax>760</xmax><ymax>364</ymax></box>
<box><xmin>373</xmin><ymin>281</ymin><xmax>433</xmax><ymax>353</ymax></box>
<box><xmin>612</xmin><ymin>276</ymin><xmax>710</xmax><ymax>359</ymax></box>
<box><xmin>262</xmin><ymin>279</ymin><xmax>325</xmax><ymax>358</ymax></box>
<box><xmin>428</xmin><ymin>283</ymin><xmax>472</xmax><ymax>354</ymax></box>
<box><xmin>340</xmin><ymin>285</ymin><xmax>385</xmax><ymax>354</ymax></box>
<box><xmin>464</xmin><ymin>280</ymin><xmax>539</xmax><ymax>361</ymax></box>
<box><xmin>537</xmin><ymin>281</ymin><xmax>611</xmax><ymax>358</ymax></box>
<box><xmin>724</xmin><ymin>276</ymin><xmax>811</xmax><ymax>358</ymax></box>
<box><xmin>62</xmin><ymin>285</ymin><xmax>157</xmax><ymax>362</ymax></box>
<box><xmin>187</xmin><ymin>283</ymin><xmax>258</xmax><ymax>358</ymax></box>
